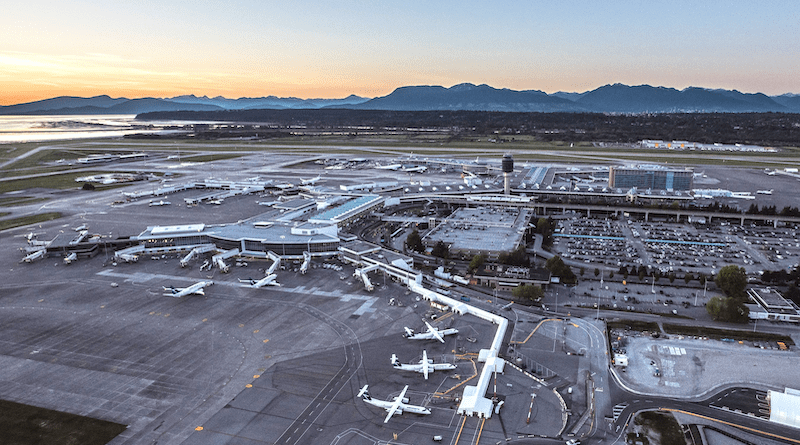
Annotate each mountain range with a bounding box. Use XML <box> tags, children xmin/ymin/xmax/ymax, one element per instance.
<box><xmin>3</xmin><ymin>84</ymin><xmax>800</xmax><ymax>115</ymax></box>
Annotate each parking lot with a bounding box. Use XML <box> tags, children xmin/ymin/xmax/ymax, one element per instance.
<box><xmin>552</xmin><ymin>217</ymin><xmax>800</xmax><ymax>278</ymax></box>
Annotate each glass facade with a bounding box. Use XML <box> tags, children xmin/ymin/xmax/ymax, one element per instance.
<box><xmin>609</xmin><ymin>167</ymin><xmax>692</xmax><ymax>191</ymax></box>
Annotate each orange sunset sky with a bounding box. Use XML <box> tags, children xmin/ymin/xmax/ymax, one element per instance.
<box><xmin>2</xmin><ymin>0</ymin><xmax>799</xmax><ymax>105</ymax></box>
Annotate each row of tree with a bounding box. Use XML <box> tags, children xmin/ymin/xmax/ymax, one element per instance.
<box><xmin>745</xmin><ymin>204</ymin><xmax>800</xmax><ymax>217</ymax></box>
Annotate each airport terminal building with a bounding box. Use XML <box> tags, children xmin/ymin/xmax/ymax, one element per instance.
<box><xmin>133</xmin><ymin>222</ymin><xmax>341</xmax><ymax>259</ymax></box>
<box><xmin>609</xmin><ymin>166</ymin><xmax>693</xmax><ymax>191</ymax></box>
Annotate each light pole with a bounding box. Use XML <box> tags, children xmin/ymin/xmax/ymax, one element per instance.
<box><xmin>554</xmin><ymin>285</ymin><xmax>558</xmax><ymax>316</ymax></box>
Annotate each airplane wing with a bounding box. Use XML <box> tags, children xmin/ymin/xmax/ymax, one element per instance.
<box><xmin>169</xmin><ymin>288</ymin><xmax>189</xmax><ymax>298</ymax></box>
<box><xmin>425</xmin><ymin>321</ymin><xmax>445</xmax><ymax>343</ymax></box>
<box><xmin>384</xmin><ymin>385</ymin><xmax>408</xmax><ymax>423</ymax></box>
<box><xmin>357</xmin><ymin>385</ymin><xmax>369</xmax><ymax>399</ymax></box>
<box><xmin>422</xmin><ymin>351</ymin><xmax>430</xmax><ymax>379</ymax></box>
<box><xmin>253</xmin><ymin>274</ymin><xmax>279</xmax><ymax>288</ymax></box>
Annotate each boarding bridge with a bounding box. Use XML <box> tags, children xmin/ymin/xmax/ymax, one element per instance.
<box><xmin>180</xmin><ymin>244</ymin><xmax>217</xmax><ymax>267</ymax></box>
<box><xmin>299</xmin><ymin>251</ymin><xmax>311</xmax><ymax>274</ymax></box>
<box><xmin>406</xmin><ymin>277</ymin><xmax>508</xmax><ymax>419</ymax></box>
<box><xmin>353</xmin><ymin>264</ymin><xmax>380</xmax><ymax>292</ymax></box>
<box><xmin>212</xmin><ymin>248</ymin><xmax>240</xmax><ymax>273</ymax></box>
<box><xmin>266</xmin><ymin>251</ymin><xmax>282</xmax><ymax>275</ymax></box>
<box><xmin>22</xmin><ymin>249</ymin><xmax>46</xmax><ymax>263</ymax></box>
<box><xmin>114</xmin><ymin>245</ymin><xmax>145</xmax><ymax>263</ymax></box>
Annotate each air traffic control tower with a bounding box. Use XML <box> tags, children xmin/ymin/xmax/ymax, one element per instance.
<box><xmin>502</xmin><ymin>153</ymin><xmax>514</xmax><ymax>195</ymax></box>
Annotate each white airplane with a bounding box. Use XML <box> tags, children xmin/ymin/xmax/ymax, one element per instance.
<box><xmin>375</xmin><ymin>163</ymin><xmax>402</xmax><ymax>170</ymax></box>
<box><xmin>163</xmin><ymin>281</ymin><xmax>213</xmax><ymax>297</ymax></box>
<box><xmin>756</xmin><ymin>189</ymin><xmax>773</xmax><ymax>195</ymax></box>
<box><xmin>357</xmin><ymin>385</ymin><xmax>431</xmax><ymax>423</ymax></box>
<box><xmin>149</xmin><ymin>200</ymin><xmax>171</xmax><ymax>206</ymax></box>
<box><xmin>206</xmin><ymin>199</ymin><xmax>224</xmax><ymax>205</ymax></box>
<box><xmin>301</xmin><ymin>175</ymin><xmax>322</xmax><ymax>185</ymax></box>
<box><xmin>391</xmin><ymin>350</ymin><xmax>456</xmax><ymax>379</ymax></box>
<box><xmin>402</xmin><ymin>165</ymin><xmax>427</xmax><ymax>173</ymax></box>
<box><xmin>238</xmin><ymin>274</ymin><xmax>280</xmax><ymax>288</ymax></box>
<box><xmin>74</xmin><ymin>224</ymin><xmax>87</xmax><ymax>232</ymax></box>
<box><xmin>403</xmin><ymin>321</ymin><xmax>458</xmax><ymax>343</ymax></box>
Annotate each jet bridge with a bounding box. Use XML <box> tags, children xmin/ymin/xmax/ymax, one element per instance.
<box><xmin>114</xmin><ymin>245</ymin><xmax>145</xmax><ymax>263</ymax></box>
<box><xmin>212</xmin><ymin>248</ymin><xmax>239</xmax><ymax>273</ymax></box>
<box><xmin>22</xmin><ymin>249</ymin><xmax>46</xmax><ymax>263</ymax></box>
<box><xmin>299</xmin><ymin>251</ymin><xmax>311</xmax><ymax>274</ymax></box>
<box><xmin>180</xmin><ymin>243</ymin><xmax>217</xmax><ymax>267</ymax></box>
<box><xmin>266</xmin><ymin>251</ymin><xmax>282</xmax><ymax>275</ymax></box>
<box><xmin>353</xmin><ymin>263</ymin><xmax>380</xmax><ymax>291</ymax></box>
<box><xmin>407</xmin><ymin>277</ymin><xmax>508</xmax><ymax>419</ymax></box>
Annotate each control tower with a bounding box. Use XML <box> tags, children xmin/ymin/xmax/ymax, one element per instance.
<box><xmin>502</xmin><ymin>154</ymin><xmax>514</xmax><ymax>195</ymax></box>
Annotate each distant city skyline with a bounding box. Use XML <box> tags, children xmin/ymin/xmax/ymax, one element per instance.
<box><xmin>2</xmin><ymin>0</ymin><xmax>799</xmax><ymax>105</ymax></box>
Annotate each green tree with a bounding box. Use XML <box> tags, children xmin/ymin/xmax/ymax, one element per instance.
<box><xmin>468</xmin><ymin>254</ymin><xmax>485</xmax><ymax>273</ymax></box>
<box><xmin>431</xmin><ymin>240</ymin><xmax>449</xmax><ymax>259</ymax></box>
<box><xmin>546</xmin><ymin>255</ymin><xmax>576</xmax><ymax>285</ymax></box>
<box><xmin>715</xmin><ymin>265</ymin><xmax>748</xmax><ymax>299</ymax></box>
<box><xmin>706</xmin><ymin>296</ymin><xmax>725</xmax><ymax>321</ymax></box>
<box><xmin>683</xmin><ymin>273</ymin><xmax>693</xmax><ymax>284</ymax></box>
<box><xmin>512</xmin><ymin>284</ymin><xmax>544</xmax><ymax>303</ymax></box>
<box><xmin>405</xmin><ymin>229</ymin><xmax>424</xmax><ymax>253</ymax></box>
<box><xmin>594</xmin><ymin>268</ymin><xmax>600</xmax><ymax>277</ymax></box>
<box><xmin>668</xmin><ymin>272</ymin><xmax>676</xmax><ymax>284</ymax></box>
<box><xmin>620</xmin><ymin>265</ymin><xmax>629</xmax><ymax>279</ymax></box>
<box><xmin>498</xmin><ymin>246</ymin><xmax>529</xmax><ymax>266</ymax></box>
<box><xmin>638</xmin><ymin>268</ymin><xmax>646</xmax><ymax>281</ymax></box>
<box><xmin>706</xmin><ymin>295</ymin><xmax>749</xmax><ymax>323</ymax></box>
<box><xmin>536</xmin><ymin>217</ymin><xmax>555</xmax><ymax>247</ymax></box>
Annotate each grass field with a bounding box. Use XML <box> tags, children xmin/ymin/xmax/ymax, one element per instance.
<box><xmin>0</xmin><ymin>212</ymin><xmax>63</xmax><ymax>230</ymax></box>
<box><xmin>0</xmin><ymin>171</ymin><xmax>149</xmax><ymax>194</ymax></box>
<box><xmin>0</xmin><ymin>399</ymin><xmax>127</xmax><ymax>445</ymax></box>
<box><xmin>0</xmin><ymin>196</ymin><xmax>49</xmax><ymax>207</ymax></box>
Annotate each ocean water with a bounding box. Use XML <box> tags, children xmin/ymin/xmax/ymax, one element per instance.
<box><xmin>0</xmin><ymin>115</ymin><xmax>185</xmax><ymax>143</ymax></box>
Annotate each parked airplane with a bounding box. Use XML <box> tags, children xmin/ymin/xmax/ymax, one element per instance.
<box><xmin>238</xmin><ymin>274</ymin><xmax>280</xmax><ymax>288</ymax></box>
<box><xmin>301</xmin><ymin>175</ymin><xmax>322</xmax><ymax>185</ymax></box>
<box><xmin>74</xmin><ymin>224</ymin><xmax>87</xmax><ymax>231</ymax></box>
<box><xmin>357</xmin><ymin>384</ymin><xmax>431</xmax><ymax>423</ymax></box>
<box><xmin>401</xmin><ymin>165</ymin><xmax>427</xmax><ymax>173</ymax></box>
<box><xmin>756</xmin><ymin>189</ymin><xmax>773</xmax><ymax>195</ymax></box>
<box><xmin>391</xmin><ymin>350</ymin><xmax>456</xmax><ymax>379</ymax></box>
<box><xmin>375</xmin><ymin>163</ymin><xmax>402</xmax><ymax>170</ymax></box>
<box><xmin>403</xmin><ymin>321</ymin><xmax>458</xmax><ymax>343</ymax></box>
<box><xmin>149</xmin><ymin>200</ymin><xmax>171</xmax><ymax>206</ymax></box>
<box><xmin>163</xmin><ymin>281</ymin><xmax>213</xmax><ymax>297</ymax></box>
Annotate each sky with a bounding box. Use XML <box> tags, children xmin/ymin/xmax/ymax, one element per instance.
<box><xmin>2</xmin><ymin>0</ymin><xmax>799</xmax><ymax>105</ymax></box>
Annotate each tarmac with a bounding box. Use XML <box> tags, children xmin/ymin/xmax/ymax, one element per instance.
<box><xmin>615</xmin><ymin>335</ymin><xmax>800</xmax><ymax>399</ymax></box>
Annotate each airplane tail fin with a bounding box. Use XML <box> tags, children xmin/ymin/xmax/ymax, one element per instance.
<box><xmin>403</xmin><ymin>327</ymin><xmax>414</xmax><ymax>337</ymax></box>
<box><xmin>391</xmin><ymin>354</ymin><xmax>399</xmax><ymax>366</ymax></box>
